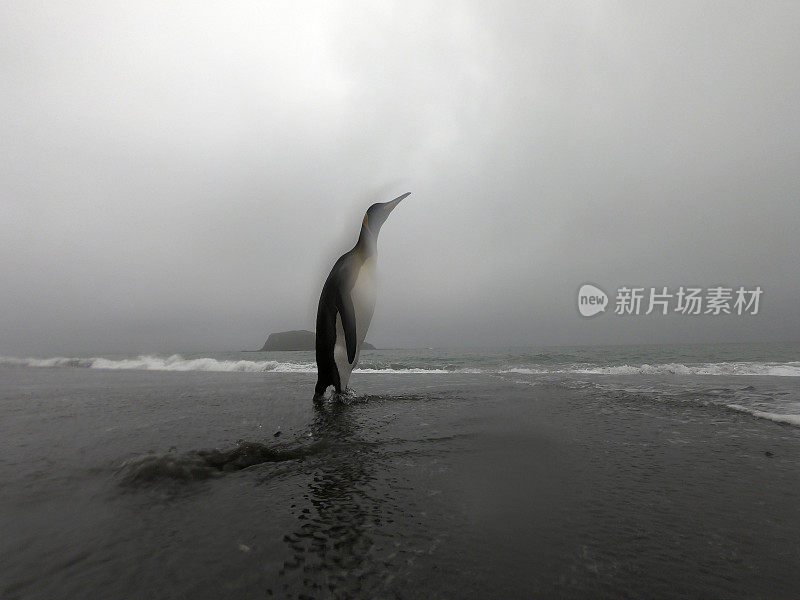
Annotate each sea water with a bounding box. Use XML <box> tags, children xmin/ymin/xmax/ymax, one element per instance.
<box><xmin>1</xmin><ymin>342</ymin><xmax>799</xmax><ymax>598</ymax></box>
<box><xmin>4</xmin><ymin>342</ymin><xmax>798</xmax><ymax>425</ymax></box>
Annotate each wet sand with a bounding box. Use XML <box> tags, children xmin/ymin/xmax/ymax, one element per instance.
<box><xmin>1</xmin><ymin>368</ymin><xmax>799</xmax><ymax>599</ymax></box>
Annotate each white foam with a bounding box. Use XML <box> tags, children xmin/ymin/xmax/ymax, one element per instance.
<box><xmin>355</xmin><ymin>367</ymin><xmax>451</xmax><ymax>374</ymax></box>
<box><xmin>2</xmin><ymin>355</ymin><xmax>799</xmax><ymax>377</ymax></box>
<box><xmin>573</xmin><ymin>362</ymin><xmax>800</xmax><ymax>377</ymax></box>
<box><xmin>0</xmin><ymin>354</ymin><xmax>317</xmax><ymax>373</ymax></box>
<box><xmin>0</xmin><ymin>355</ymin><xmax>462</xmax><ymax>374</ymax></box>
<box><xmin>727</xmin><ymin>404</ymin><xmax>800</xmax><ymax>427</ymax></box>
<box><xmin>0</xmin><ymin>356</ymin><xmax>96</xmax><ymax>368</ymax></box>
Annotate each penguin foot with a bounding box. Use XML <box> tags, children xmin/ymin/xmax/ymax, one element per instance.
<box><xmin>330</xmin><ymin>388</ymin><xmax>358</xmax><ymax>404</ymax></box>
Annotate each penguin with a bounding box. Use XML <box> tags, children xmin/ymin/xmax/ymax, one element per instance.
<box><xmin>314</xmin><ymin>192</ymin><xmax>410</xmax><ymax>400</ymax></box>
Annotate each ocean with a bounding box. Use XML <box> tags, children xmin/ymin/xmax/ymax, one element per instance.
<box><xmin>2</xmin><ymin>343</ymin><xmax>799</xmax><ymax>599</ymax></box>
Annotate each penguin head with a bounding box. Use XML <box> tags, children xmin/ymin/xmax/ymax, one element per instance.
<box><xmin>362</xmin><ymin>192</ymin><xmax>410</xmax><ymax>236</ymax></box>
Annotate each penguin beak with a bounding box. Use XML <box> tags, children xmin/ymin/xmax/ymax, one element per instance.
<box><xmin>384</xmin><ymin>192</ymin><xmax>410</xmax><ymax>213</ymax></box>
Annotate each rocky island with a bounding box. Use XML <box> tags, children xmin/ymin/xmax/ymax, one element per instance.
<box><xmin>259</xmin><ymin>330</ymin><xmax>375</xmax><ymax>351</ymax></box>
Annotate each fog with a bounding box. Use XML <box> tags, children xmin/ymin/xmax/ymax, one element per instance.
<box><xmin>2</xmin><ymin>1</ymin><xmax>799</xmax><ymax>355</ymax></box>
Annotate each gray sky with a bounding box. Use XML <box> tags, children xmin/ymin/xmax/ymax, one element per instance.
<box><xmin>2</xmin><ymin>1</ymin><xmax>799</xmax><ymax>355</ymax></box>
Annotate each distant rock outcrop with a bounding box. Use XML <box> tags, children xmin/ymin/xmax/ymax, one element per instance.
<box><xmin>259</xmin><ymin>330</ymin><xmax>375</xmax><ymax>351</ymax></box>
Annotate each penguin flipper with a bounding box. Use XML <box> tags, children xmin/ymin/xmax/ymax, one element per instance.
<box><xmin>336</xmin><ymin>290</ymin><xmax>358</xmax><ymax>364</ymax></box>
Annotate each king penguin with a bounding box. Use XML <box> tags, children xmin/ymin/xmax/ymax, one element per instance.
<box><xmin>314</xmin><ymin>192</ymin><xmax>410</xmax><ymax>400</ymax></box>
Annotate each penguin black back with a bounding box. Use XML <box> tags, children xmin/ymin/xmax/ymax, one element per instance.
<box><xmin>314</xmin><ymin>193</ymin><xmax>410</xmax><ymax>400</ymax></box>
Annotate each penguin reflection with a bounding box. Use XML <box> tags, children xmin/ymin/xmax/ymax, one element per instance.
<box><xmin>278</xmin><ymin>402</ymin><xmax>384</xmax><ymax>597</ymax></box>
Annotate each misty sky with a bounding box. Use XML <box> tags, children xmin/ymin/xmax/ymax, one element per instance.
<box><xmin>2</xmin><ymin>1</ymin><xmax>799</xmax><ymax>355</ymax></box>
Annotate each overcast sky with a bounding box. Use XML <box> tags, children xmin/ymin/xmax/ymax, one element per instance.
<box><xmin>2</xmin><ymin>1</ymin><xmax>799</xmax><ymax>355</ymax></box>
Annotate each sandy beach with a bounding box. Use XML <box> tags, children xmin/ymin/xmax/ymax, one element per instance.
<box><xmin>2</xmin><ymin>365</ymin><xmax>799</xmax><ymax>599</ymax></box>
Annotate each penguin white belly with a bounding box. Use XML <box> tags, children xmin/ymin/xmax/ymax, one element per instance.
<box><xmin>333</xmin><ymin>257</ymin><xmax>377</xmax><ymax>391</ymax></box>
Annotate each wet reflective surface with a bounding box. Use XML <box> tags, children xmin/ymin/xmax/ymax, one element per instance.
<box><xmin>2</xmin><ymin>368</ymin><xmax>800</xmax><ymax>599</ymax></box>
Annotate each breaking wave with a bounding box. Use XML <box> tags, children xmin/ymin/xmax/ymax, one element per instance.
<box><xmin>491</xmin><ymin>363</ymin><xmax>800</xmax><ymax>377</ymax></box>
<box><xmin>726</xmin><ymin>405</ymin><xmax>800</xmax><ymax>427</ymax></box>
<box><xmin>0</xmin><ymin>355</ymin><xmax>451</xmax><ymax>374</ymax></box>
<box><xmin>572</xmin><ymin>362</ymin><xmax>800</xmax><ymax>377</ymax></box>
<box><xmin>1</xmin><ymin>355</ymin><xmax>799</xmax><ymax>377</ymax></box>
<box><xmin>0</xmin><ymin>354</ymin><xmax>316</xmax><ymax>373</ymax></box>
